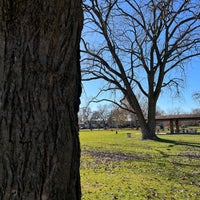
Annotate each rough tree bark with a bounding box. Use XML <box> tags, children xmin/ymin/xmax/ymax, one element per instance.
<box><xmin>0</xmin><ymin>0</ymin><xmax>83</xmax><ymax>199</ymax></box>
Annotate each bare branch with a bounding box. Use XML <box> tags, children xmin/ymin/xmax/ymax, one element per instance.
<box><xmin>81</xmin><ymin>0</ymin><xmax>200</xmax><ymax>139</ymax></box>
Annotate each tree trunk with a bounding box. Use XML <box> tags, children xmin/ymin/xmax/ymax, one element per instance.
<box><xmin>142</xmin><ymin>94</ymin><xmax>158</xmax><ymax>140</ymax></box>
<box><xmin>140</xmin><ymin>123</ymin><xmax>157</xmax><ymax>140</ymax></box>
<box><xmin>137</xmin><ymin>117</ymin><xmax>157</xmax><ymax>140</ymax></box>
<box><xmin>0</xmin><ymin>0</ymin><xmax>83</xmax><ymax>199</ymax></box>
<box><xmin>126</xmin><ymin>90</ymin><xmax>158</xmax><ymax>140</ymax></box>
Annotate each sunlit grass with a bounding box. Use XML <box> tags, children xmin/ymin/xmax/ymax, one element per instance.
<box><xmin>80</xmin><ymin>129</ymin><xmax>200</xmax><ymax>200</ymax></box>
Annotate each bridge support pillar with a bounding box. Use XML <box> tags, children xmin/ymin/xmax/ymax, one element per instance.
<box><xmin>170</xmin><ymin>119</ymin><xmax>174</xmax><ymax>134</ymax></box>
<box><xmin>175</xmin><ymin>119</ymin><xmax>179</xmax><ymax>133</ymax></box>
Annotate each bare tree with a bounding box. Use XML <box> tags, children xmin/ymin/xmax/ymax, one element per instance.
<box><xmin>79</xmin><ymin>106</ymin><xmax>92</xmax><ymax>124</ymax></box>
<box><xmin>0</xmin><ymin>0</ymin><xmax>83</xmax><ymax>199</ymax></box>
<box><xmin>156</xmin><ymin>106</ymin><xmax>165</xmax><ymax>116</ymax></box>
<box><xmin>193</xmin><ymin>92</ymin><xmax>200</xmax><ymax>105</ymax></box>
<box><xmin>191</xmin><ymin>108</ymin><xmax>200</xmax><ymax>114</ymax></box>
<box><xmin>96</xmin><ymin>104</ymin><xmax>111</xmax><ymax>128</ymax></box>
<box><xmin>81</xmin><ymin>0</ymin><xmax>200</xmax><ymax>139</ymax></box>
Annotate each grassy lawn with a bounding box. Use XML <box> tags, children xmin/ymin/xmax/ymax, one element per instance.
<box><xmin>80</xmin><ymin>129</ymin><xmax>200</xmax><ymax>200</ymax></box>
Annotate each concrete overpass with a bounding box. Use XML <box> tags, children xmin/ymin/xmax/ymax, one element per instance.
<box><xmin>156</xmin><ymin>114</ymin><xmax>200</xmax><ymax>134</ymax></box>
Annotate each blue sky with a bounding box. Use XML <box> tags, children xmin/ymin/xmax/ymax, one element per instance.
<box><xmin>157</xmin><ymin>59</ymin><xmax>200</xmax><ymax>114</ymax></box>
<box><xmin>80</xmin><ymin>58</ymin><xmax>200</xmax><ymax>114</ymax></box>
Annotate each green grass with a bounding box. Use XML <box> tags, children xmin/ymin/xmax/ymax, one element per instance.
<box><xmin>80</xmin><ymin>129</ymin><xmax>200</xmax><ymax>200</ymax></box>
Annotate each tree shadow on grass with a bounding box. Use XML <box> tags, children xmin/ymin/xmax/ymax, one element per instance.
<box><xmin>155</xmin><ymin>137</ymin><xmax>200</xmax><ymax>149</ymax></box>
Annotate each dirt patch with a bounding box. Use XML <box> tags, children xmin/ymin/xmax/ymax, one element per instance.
<box><xmin>179</xmin><ymin>152</ymin><xmax>200</xmax><ymax>159</ymax></box>
<box><xmin>83</xmin><ymin>150</ymin><xmax>151</xmax><ymax>161</ymax></box>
